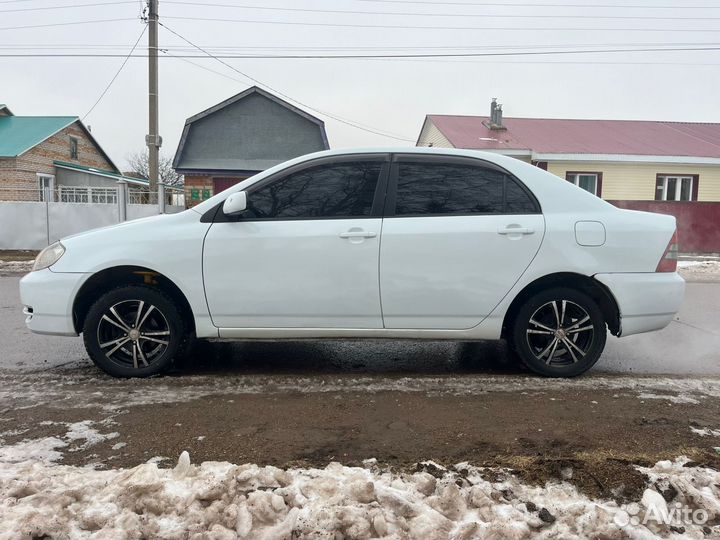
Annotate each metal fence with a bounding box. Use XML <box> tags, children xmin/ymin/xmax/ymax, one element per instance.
<box><xmin>0</xmin><ymin>185</ymin><xmax>185</xmax><ymax>207</ymax></box>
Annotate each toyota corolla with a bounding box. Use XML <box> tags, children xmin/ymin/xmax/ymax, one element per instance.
<box><xmin>19</xmin><ymin>148</ymin><xmax>685</xmax><ymax>378</ymax></box>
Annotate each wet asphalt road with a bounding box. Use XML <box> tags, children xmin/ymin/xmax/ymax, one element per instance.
<box><xmin>1</xmin><ymin>273</ymin><xmax>718</xmax><ymax>376</ymax></box>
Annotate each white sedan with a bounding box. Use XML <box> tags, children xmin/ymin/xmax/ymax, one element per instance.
<box><xmin>20</xmin><ymin>148</ymin><xmax>684</xmax><ymax>378</ymax></box>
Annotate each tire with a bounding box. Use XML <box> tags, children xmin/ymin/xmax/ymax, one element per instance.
<box><xmin>83</xmin><ymin>285</ymin><xmax>190</xmax><ymax>378</ymax></box>
<box><xmin>511</xmin><ymin>287</ymin><xmax>606</xmax><ymax>378</ymax></box>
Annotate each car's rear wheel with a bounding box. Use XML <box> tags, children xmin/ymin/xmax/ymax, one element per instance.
<box><xmin>511</xmin><ymin>287</ymin><xmax>606</xmax><ymax>377</ymax></box>
<box><xmin>83</xmin><ymin>285</ymin><xmax>187</xmax><ymax>377</ymax></box>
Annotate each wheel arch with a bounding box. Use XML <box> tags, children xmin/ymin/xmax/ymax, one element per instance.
<box><xmin>501</xmin><ymin>272</ymin><xmax>620</xmax><ymax>339</ymax></box>
<box><xmin>72</xmin><ymin>265</ymin><xmax>196</xmax><ymax>335</ymax></box>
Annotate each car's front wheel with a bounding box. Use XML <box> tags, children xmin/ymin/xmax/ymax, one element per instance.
<box><xmin>83</xmin><ymin>285</ymin><xmax>188</xmax><ymax>377</ymax></box>
<box><xmin>511</xmin><ymin>287</ymin><xmax>606</xmax><ymax>377</ymax></box>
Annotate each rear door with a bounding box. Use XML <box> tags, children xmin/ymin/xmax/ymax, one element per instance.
<box><xmin>379</xmin><ymin>155</ymin><xmax>544</xmax><ymax>329</ymax></box>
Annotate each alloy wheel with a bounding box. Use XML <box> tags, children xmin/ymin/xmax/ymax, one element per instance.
<box><xmin>525</xmin><ymin>299</ymin><xmax>594</xmax><ymax>366</ymax></box>
<box><xmin>96</xmin><ymin>299</ymin><xmax>170</xmax><ymax>369</ymax></box>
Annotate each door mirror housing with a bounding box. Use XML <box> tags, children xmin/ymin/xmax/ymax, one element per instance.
<box><xmin>223</xmin><ymin>191</ymin><xmax>247</xmax><ymax>215</ymax></box>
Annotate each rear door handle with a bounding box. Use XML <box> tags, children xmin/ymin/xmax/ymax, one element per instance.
<box><xmin>498</xmin><ymin>226</ymin><xmax>534</xmax><ymax>235</ymax></box>
<box><xmin>339</xmin><ymin>230</ymin><xmax>377</xmax><ymax>239</ymax></box>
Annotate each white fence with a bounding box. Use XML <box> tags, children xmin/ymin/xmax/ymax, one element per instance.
<box><xmin>0</xmin><ymin>186</ymin><xmax>185</xmax><ymax>250</ymax></box>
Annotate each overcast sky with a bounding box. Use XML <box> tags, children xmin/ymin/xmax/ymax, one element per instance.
<box><xmin>2</xmin><ymin>0</ymin><xmax>719</xmax><ymax>170</ymax></box>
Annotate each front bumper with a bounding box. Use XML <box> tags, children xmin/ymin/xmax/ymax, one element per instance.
<box><xmin>594</xmin><ymin>272</ymin><xmax>685</xmax><ymax>337</ymax></box>
<box><xmin>19</xmin><ymin>269</ymin><xmax>91</xmax><ymax>336</ymax></box>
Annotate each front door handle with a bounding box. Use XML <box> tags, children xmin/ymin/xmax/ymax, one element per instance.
<box><xmin>498</xmin><ymin>226</ymin><xmax>534</xmax><ymax>235</ymax></box>
<box><xmin>339</xmin><ymin>230</ymin><xmax>377</xmax><ymax>239</ymax></box>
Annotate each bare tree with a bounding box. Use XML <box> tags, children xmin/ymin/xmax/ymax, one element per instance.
<box><xmin>125</xmin><ymin>150</ymin><xmax>183</xmax><ymax>186</ymax></box>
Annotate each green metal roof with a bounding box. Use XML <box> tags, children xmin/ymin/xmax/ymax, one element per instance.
<box><xmin>0</xmin><ymin>116</ymin><xmax>77</xmax><ymax>157</ymax></box>
<box><xmin>53</xmin><ymin>161</ymin><xmax>149</xmax><ymax>185</ymax></box>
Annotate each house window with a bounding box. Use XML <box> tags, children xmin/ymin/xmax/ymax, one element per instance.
<box><xmin>37</xmin><ymin>174</ymin><xmax>55</xmax><ymax>202</ymax></box>
<box><xmin>566</xmin><ymin>172</ymin><xmax>602</xmax><ymax>197</ymax></box>
<box><xmin>69</xmin><ymin>137</ymin><xmax>79</xmax><ymax>159</ymax></box>
<box><xmin>656</xmin><ymin>175</ymin><xmax>696</xmax><ymax>201</ymax></box>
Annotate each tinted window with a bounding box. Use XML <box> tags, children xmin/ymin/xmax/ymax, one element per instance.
<box><xmin>395</xmin><ymin>162</ymin><xmax>504</xmax><ymax>215</ymax></box>
<box><xmin>505</xmin><ymin>177</ymin><xmax>538</xmax><ymax>213</ymax></box>
<box><xmin>242</xmin><ymin>161</ymin><xmax>382</xmax><ymax>219</ymax></box>
<box><xmin>394</xmin><ymin>161</ymin><xmax>537</xmax><ymax>216</ymax></box>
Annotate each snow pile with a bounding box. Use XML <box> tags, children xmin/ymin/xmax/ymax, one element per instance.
<box><xmin>0</xmin><ymin>455</ymin><xmax>718</xmax><ymax>540</ymax></box>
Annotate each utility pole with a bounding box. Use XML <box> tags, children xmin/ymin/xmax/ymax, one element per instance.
<box><xmin>146</xmin><ymin>0</ymin><xmax>164</xmax><ymax>212</ymax></box>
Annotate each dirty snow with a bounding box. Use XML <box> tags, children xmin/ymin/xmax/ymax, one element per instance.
<box><xmin>64</xmin><ymin>421</ymin><xmax>119</xmax><ymax>450</ymax></box>
<box><xmin>691</xmin><ymin>427</ymin><xmax>720</xmax><ymax>437</ymax></box>
<box><xmin>678</xmin><ymin>261</ymin><xmax>720</xmax><ymax>277</ymax></box>
<box><xmin>2</xmin><ymin>373</ymin><xmax>720</xmax><ymax>412</ymax></box>
<box><xmin>638</xmin><ymin>392</ymin><xmax>700</xmax><ymax>404</ymax></box>
<box><xmin>0</xmin><ymin>421</ymin><xmax>120</xmax><ymax>465</ymax></box>
<box><xmin>0</xmin><ymin>437</ymin><xmax>67</xmax><ymax>465</ymax></box>
<box><xmin>0</xmin><ymin>454</ymin><xmax>717</xmax><ymax>540</ymax></box>
<box><xmin>0</xmin><ymin>260</ymin><xmax>32</xmax><ymax>273</ymax></box>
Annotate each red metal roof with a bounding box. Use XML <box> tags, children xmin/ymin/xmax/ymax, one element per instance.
<box><xmin>426</xmin><ymin>115</ymin><xmax>720</xmax><ymax>158</ymax></box>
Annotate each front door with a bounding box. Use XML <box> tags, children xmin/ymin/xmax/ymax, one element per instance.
<box><xmin>379</xmin><ymin>155</ymin><xmax>544</xmax><ymax>329</ymax></box>
<box><xmin>203</xmin><ymin>156</ymin><xmax>389</xmax><ymax>328</ymax></box>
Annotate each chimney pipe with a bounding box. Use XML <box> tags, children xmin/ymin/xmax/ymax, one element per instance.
<box><xmin>495</xmin><ymin>104</ymin><xmax>503</xmax><ymax>127</ymax></box>
<box><xmin>490</xmin><ymin>98</ymin><xmax>497</xmax><ymax>124</ymax></box>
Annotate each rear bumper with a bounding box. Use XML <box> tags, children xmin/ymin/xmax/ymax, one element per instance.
<box><xmin>594</xmin><ymin>272</ymin><xmax>685</xmax><ymax>337</ymax></box>
<box><xmin>19</xmin><ymin>269</ymin><xmax>90</xmax><ymax>336</ymax></box>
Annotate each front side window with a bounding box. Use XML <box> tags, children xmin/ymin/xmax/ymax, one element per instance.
<box><xmin>70</xmin><ymin>137</ymin><xmax>79</xmax><ymax>159</ymax></box>
<box><xmin>657</xmin><ymin>175</ymin><xmax>694</xmax><ymax>201</ymax></box>
<box><xmin>393</xmin><ymin>161</ymin><xmax>537</xmax><ymax>216</ymax></box>
<box><xmin>241</xmin><ymin>160</ymin><xmax>382</xmax><ymax>220</ymax></box>
<box><xmin>566</xmin><ymin>172</ymin><xmax>600</xmax><ymax>196</ymax></box>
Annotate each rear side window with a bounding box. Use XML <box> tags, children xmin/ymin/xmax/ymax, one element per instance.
<box><xmin>393</xmin><ymin>161</ymin><xmax>538</xmax><ymax>216</ymax></box>
<box><xmin>242</xmin><ymin>161</ymin><xmax>382</xmax><ymax>219</ymax></box>
<box><xmin>505</xmin><ymin>176</ymin><xmax>539</xmax><ymax>214</ymax></box>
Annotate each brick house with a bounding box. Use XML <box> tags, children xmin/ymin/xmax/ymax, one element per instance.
<box><xmin>173</xmin><ymin>87</ymin><xmax>329</xmax><ymax>208</ymax></box>
<box><xmin>417</xmin><ymin>100</ymin><xmax>720</xmax><ymax>253</ymax></box>
<box><xmin>0</xmin><ymin>105</ymin><xmax>144</xmax><ymax>202</ymax></box>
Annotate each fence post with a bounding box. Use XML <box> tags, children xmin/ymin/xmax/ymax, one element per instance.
<box><xmin>158</xmin><ymin>182</ymin><xmax>166</xmax><ymax>214</ymax></box>
<box><xmin>116</xmin><ymin>179</ymin><xmax>127</xmax><ymax>222</ymax></box>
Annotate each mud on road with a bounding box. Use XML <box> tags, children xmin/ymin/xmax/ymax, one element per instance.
<box><xmin>2</xmin><ymin>371</ymin><xmax>720</xmax><ymax>503</ymax></box>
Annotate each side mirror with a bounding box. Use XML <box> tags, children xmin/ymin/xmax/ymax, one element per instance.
<box><xmin>223</xmin><ymin>191</ymin><xmax>247</xmax><ymax>215</ymax></box>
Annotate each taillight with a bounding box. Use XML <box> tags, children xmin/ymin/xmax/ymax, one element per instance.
<box><xmin>656</xmin><ymin>231</ymin><xmax>679</xmax><ymax>272</ymax></box>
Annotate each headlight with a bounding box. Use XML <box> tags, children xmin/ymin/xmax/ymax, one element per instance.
<box><xmin>32</xmin><ymin>242</ymin><xmax>66</xmax><ymax>272</ymax></box>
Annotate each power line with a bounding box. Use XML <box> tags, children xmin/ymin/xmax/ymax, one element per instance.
<box><xmin>0</xmin><ymin>1</ymin><xmax>136</xmax><ymax>13</ymax></box>
<box><xmin>161</xmin><ymin>48</ymin><xmax>720</xmax><ymax>66</ymax></box>
<box><xmin>161</xmin><ymin>1</ymin><xmax>720</xmax><ymax>21</ymax></box>
<box><xmin>349</xmin><ymin>0</ymin><xmax>720</xmax><ymax>7</ymax></box>
<box><xmin>83</xmin><ymin>24</ymin><xmax>147</xmax><ymax>120</ymax></box>
<box><xmin>4</xmin><ymin>45</ymin><xmax>720</xmax><ymax>58</ymax></box>
<box><xmin>162</xmin><ymin>15</ymin><xmax>718</xmax><ymax>32</ymax></box>
<box><xmin>0</xmin><ymin>0</ymin><xmax>716</xmax><ymax>5</ymax></box>
<box><xmin>4</xmin><ymin>40</ymin><xmax>720</xmax><ymax>51</ymax></box>
<box><xmin>158</xmin><ymin>22</ymin><xmax>416</xmax><ymax>142</ymax></box>
<box><xmin>0</xmin><ymin>18</ymin><xmax>138</xmax><ymax>31</ymax></box>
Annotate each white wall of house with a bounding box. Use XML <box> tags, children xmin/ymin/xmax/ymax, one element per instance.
<box><xmin>416</xmin><ymin>120</ymin><xmax>453</xmax><ymax>148</ymax></box>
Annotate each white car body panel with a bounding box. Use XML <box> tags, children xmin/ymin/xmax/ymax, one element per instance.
<box><xmin>19</xmin><ymin>147</ymin><xmax>684</xmax><ymax>347</ymax></box>
<box><xmin>24</xmin><ymin>211</ymin><xmax>218</xmax><ymax>338</ymax></box>
<box><xmin>19</xmin><ymin>269</ymin><xmax>90</xmax><ymax>335</ymax></box>
<box><xmin>203</xmin><ymin>218</ymin><xmax>383</xmax><ymax>328</ymax></box>
<box><xmin>594</xmin><ymin>272</ymin><xmax>685</xmax><ymax>336</ymax></box>
<box><xmin>379</xmin><ymin>214</ymin><xmax>544</xmax><ymax>329</ymax></box>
